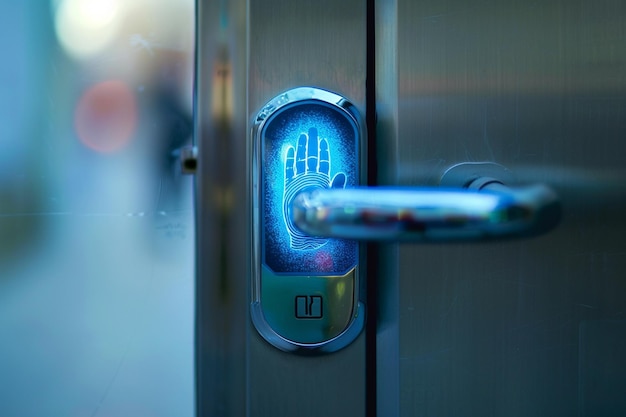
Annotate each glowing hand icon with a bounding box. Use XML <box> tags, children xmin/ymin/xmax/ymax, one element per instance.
<box><xmin>283</xmin><ymin>127</ymin><xmax>346</xmax><ymax>250</ymax></box>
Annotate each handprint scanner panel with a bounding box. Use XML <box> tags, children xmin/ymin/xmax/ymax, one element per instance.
<box><xmin>252</xmin><ymin>89</ymin><xmax>366</xmax><ymax>352</ymax></box>
<box><xmin>261</xmin><ymin>101</ymin><xmax>358</xmax><ymax>275</ymax></box>
<box><xmin>282</xmin><ymin>127</ymin><xmax>347</xmax><ymax>251</ymax></box>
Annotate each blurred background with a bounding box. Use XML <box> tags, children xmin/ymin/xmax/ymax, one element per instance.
<box><xmin>0</xmin><ymin>1</ymin><xmax>195</xmax><ymax>416</ymax></box>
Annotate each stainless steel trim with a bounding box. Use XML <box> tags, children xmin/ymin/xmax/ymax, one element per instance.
<box><xmin>194</xmin><ymin>0</ymin><xmax>248</xmax><ymax>415</ymax></box>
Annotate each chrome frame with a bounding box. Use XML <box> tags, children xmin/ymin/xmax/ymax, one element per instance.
<box><xmin>250</xmin><ymin>86</ymin><xmax>367</xmax><ymax>353</ymax></box>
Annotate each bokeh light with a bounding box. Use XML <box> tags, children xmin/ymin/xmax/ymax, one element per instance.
<box><xmin>74</xmin><ymin>80</ymin><xmax>137</xmax><ymax>153</ymax></box>
<box><xmin>54</xmin><ymin>0</ymin><xmax>122</xmax><ymax>59</ymax></box>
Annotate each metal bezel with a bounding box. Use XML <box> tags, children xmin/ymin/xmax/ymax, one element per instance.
<box><xmin>250</xmin><ymin>87</ymin><xmax>366</xmax><ymax>354</ymax></box>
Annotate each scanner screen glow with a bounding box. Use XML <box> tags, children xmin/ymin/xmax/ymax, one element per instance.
<box><xmin>261</xmin><ymin>101</ymin><xmax>358</xmax><ymax>275</ymax></box>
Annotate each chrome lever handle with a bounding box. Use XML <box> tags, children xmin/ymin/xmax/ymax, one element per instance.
<box><xmin>291</xmin><ymin>179</ymin><xmax>561</xmax><ymax>242</ymax></box>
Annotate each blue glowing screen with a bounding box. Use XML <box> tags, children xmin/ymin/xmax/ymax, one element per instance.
<box><xmin>261</xmin><ymin>100</ymin><xmax>359</xmax><ymax>275</ymax></box>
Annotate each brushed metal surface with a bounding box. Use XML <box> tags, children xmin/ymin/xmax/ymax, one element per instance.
<box><xmin>248</xmin><ymin>0</ymin><xmax>367</xmax><ymax>116</ymax></box>
<box><xmin>378</xmin><ymin>0</ymin><xmax>626</xmax><ymax>415</ymax></box>
<box><xmin>374</xmin><ymin>2</ymin><xmax>401</xmax><ymax>416</ymax></box>
<box><xmin>196</xmin><ymin>0</ymin><xmax>367</xmax><ymax>415</ymax></box>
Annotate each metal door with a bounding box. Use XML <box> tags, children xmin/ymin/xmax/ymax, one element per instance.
<box><xmin>195</xmin><ymin>1</ymin><xmax>626</xmax><ymax>416</ymax></box>
<box><xmin>376</xmin><ymin>1</ymin><xmax>626</xmax><ymax>416</ymax></box>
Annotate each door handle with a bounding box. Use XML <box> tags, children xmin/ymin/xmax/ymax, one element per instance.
<box><xmin>250</xmin><ymin>87</ymin><xmax>561</xmax><ymax>354</ymax></box>
<box><xmin>291</xmin><ymin>174</ymin><xmax>561</xmax><ymax>242</ymax></box>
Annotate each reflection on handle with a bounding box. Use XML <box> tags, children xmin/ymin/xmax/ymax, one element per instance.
<box><xmin>291</xmin><ymin>180</ymin><xmax>561</xmax><ymax>242</ymax></box>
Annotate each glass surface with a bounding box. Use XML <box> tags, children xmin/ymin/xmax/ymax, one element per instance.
<box><xmin>261</xmin><ymin>101</ymin><xmax>359</xmax><ymax>275</ymax></box>
<box><xmin>0</xmin><ymin>1</ymin><xmax>195</xmax><ymax>416</ymax></box>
